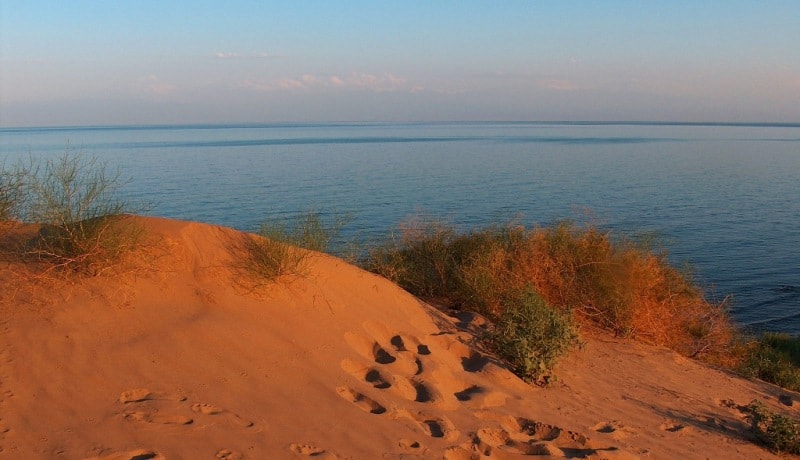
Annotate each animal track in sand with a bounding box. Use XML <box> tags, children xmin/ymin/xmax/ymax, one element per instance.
<box><xmin>335</xmin><ymin>386</ymin><xmax>387</xmax><ymax>415</ymax></box>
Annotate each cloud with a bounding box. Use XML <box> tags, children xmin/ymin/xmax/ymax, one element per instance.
<box><xmin>243</xmin><ymin>72</ymin><xmax>413</xmax><ymax>93</ymax></box>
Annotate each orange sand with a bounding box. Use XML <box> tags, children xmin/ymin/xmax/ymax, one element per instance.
<box><xmin>0</xmin><ymin>217</ymin><xmax>795</xmax><ymax>459</ymax></box>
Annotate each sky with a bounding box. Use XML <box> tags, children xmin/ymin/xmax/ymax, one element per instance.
<box><xmin>1</xmin><ymin>1</ymin><xmax>799</xmax><ymax>126</ymax></box>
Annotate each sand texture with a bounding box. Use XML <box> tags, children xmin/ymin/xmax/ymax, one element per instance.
<box><xmin>0</xmin><ymin>217</ymin><xmax>796</xmax><ymax>459</ymax></box>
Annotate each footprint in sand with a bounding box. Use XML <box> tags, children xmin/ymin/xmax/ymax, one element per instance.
<box><xmin>118</xmin><ymin>389</ymin><xmax>187</xmax><ymax>404</ymax></box>
<box><xmin>335</xmin><ymin>386</ymin><xmax>387</xmax><ymax>415</ymax></box>
<box><xmin>393</xmin><ymin>376</ymin><xmax>440</xmax><ymax>404</ymax></box>
<box><xmin>83</xmin><ymin>448</ymin><xmax>165</xmax><ymax>460</ymax></box>
<box><xmin>288</xmin><ymin>443</ymin><xmax>340</xmax><ymax>458</ymax></box>
<box><xmin>191</xmin><ymin>403</ymin><xmax>255</xmax><ymax>428</ymax></box>
<box><xmin>123</xmin><ymin>410</ymin><xmax>193</xmax><ymax>426</ymax></box>
<box><xmin>593</xmin><ymin>420</ymin><xmax>635</xmax><ymax>440</ymax></box>
<box><xmin>395</xmin><ymin>409</ymin><xmax>459</xmax><ymax>441</ymax></box>
<box><xmin>344</xmin><ymin>326</ymin><xmax>428</xmax><ymax>377</ymax></box>
<box><xmin>459</xmin><ymin>416</ymin><xmax>630</xmax><ymax>458</ymax></box>
<box><xmin>659</xmin><ymin>420</ymin><xmax>690</xmax><ymax>434</ymax></box>
<box><xmin>341</xmin><ymin>359</ymin><xmax>393</xmax><ymax>390</ymax></box>
<box><xmin>215</xmin><ymin>448</ymin><xmax>243</xmax><ymax>460</ymax></box>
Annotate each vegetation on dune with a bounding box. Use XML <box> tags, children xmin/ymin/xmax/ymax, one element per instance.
<box><xmin>363</xmin><ymin>217</ymin><xmax>736</xmax><ymax>381</ymax></box>
<box><xmin>747</xmin><ymin>400</ymin><xmax>800</xmax><ymax>454</ymax></box>
<box><xmin>739</xmin><ymin>333</ymin><xmax>800</xmax><ymax>392</ymax></box>
<box><xmin>1</xmin><ymin>152</ymin><xmax>145</xmax><ymax>276</ymax></box>
<box><xmin>486</xmin><ymin>287</ymin><xmax>578</xmax><ymax>384</ymax></box>
<box><xmin>1</xmin><ymin>160</ymin><xmax>28</xmax><ymax>226</ymax></box>
<box><xmin>239</xmin><ymin>211</ymin><xmax>350</xmax><ymax>281</ymax></box>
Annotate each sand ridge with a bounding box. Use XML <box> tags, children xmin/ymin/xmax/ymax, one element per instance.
<box><xmin>0</xmin><ymin>216</ymin><xmax>796</xmax><ymax>459</ymax></box>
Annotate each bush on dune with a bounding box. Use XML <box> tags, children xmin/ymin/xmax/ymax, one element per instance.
<box><xmin>13</xmin><ymin>152</ymin><xmax>145</xmax><ymax>276</ymax></box>
<box><xmin>364</xmin><ymin>217</ymin><xmax>736</xmax><ymax>380</ymax></box>
<box><xmin>486</xmin><ymin>288</ymin><xmax>578</xmax><ymax>384</ymax></box>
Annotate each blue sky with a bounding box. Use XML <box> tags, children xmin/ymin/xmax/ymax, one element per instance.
<box><xmin>1</xmin><ymin>1</ymin><xmax>798</xmax><ymax>126</ymax></box>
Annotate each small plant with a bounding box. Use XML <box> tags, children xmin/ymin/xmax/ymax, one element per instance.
<box><xmin>19</xmin><ymin>152</ymin><xmax>144</xmax><ymax>275</ymax></box>
<box><xmin>486</xmin><ymin>288</ymin><xmax>578</xmax><ymax>384</ymax></box>
<box><xmin>241</xmin><ymin>211</ymin><xmax>350</xmax><ymax>281</ymax></box>
<box><xmin>739</xmin><ymin>333</ymin><xmax>800</xmax><ymax>392</ymax></box>
<box><xmin>747</xmin><ymin>400</ymin><xmax>800</xmax><ymax>454</ymax></box>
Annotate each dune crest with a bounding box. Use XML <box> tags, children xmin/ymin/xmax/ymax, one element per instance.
<box><xmin>0</xmin><ymin>216</ymin><xmax>795</xmax><ymax>458</ymax></box>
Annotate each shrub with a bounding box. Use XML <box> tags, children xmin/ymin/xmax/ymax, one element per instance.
<box><xmin>241</xmin><ymin>211</ymin><xmax>349</xmax><ymax>281</ymax></box>
<box><xmin>747</xmin><ymin>400</ymin><xmax>800</xmax><ymax>454</ymax></box>
<box><xmin>363</xmin><ymin>218</ymin><xmax>735</xmax><ymax>364</ymax></box>
<box><xmin>486</xmin><ymin>288</ymin><xmax>578</xmax><ymax>384</ymax></box>
<box><xmin>19</xmin><ymin>152</ymin><xmax>144</xmax><ymax>275</ymax></box>
<box><xmin>365</xmin><ymin>218</ymin><xmax>459</xmax><ymax>298</ymax></box>
<box><xmin>739</xmin><ymin>333</ymin><xmax>800</xmax><ymax>392</ymax></box>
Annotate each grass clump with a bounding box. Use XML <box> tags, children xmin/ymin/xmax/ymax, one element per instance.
<box><xmin>0</xmin><ymin>161</ymin><xmax>25</xmax><ymax>227</ymax></box>
<box><xmin>18</xmin><ymin>152</ymin><xmax>144</xmax><ymax>276</ymax></box>
<box><xmin>747</xmin><ymin>400</ymin><xmax>800</xmax><ymax>454</ymax></box>
<box><xmin>241</xmin><ymin>211</ymin><xmax>349</xmax><ymax>281</ymax></box>
<box><xmin>486</xmin><ymin>288</ymin><xmax>578</xmax><ymax>384</ymax></box>
<box><xmin>739</xmin><ymin>333</ymin><xmax>800</xmax><ymax>392</ymax></box>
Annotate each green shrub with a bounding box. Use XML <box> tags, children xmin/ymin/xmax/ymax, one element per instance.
<box><xmin>365</xmin><ymin>218</ymin><xmax>458</xmax><ymax>298</ymax></box>
<box><xmin>747</xmin><ymin>400</ymin><xmax>800</xmax><ymax>454</ymax></box>
<box><xmin>486</xmin><ymin>288</ymin><xmax>578</xmax><ymax>384</ymax></box>
<box><xmin>739</xmin><ymin>333</ymin><xmax>800</xmax><ymax>392</ymax></box>
<box><xmin>19</xmin><ymin>152</ymin><xmax>144</xmax><ymax>275</ymax></box>
<box><xmin>241</xmin><ymin>211</ymin><xmax>349</xmax><ymax>281</ymax></box>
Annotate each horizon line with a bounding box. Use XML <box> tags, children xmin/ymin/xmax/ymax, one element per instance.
<box><xmin>3</xmin><ymin>120</ymin><xmax>800</xmax><ymax>132</ymax></box>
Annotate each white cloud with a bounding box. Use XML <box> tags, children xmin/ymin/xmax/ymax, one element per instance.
<box><xmin>242</xmin><ymin>72</ymin><xmax>414</xmax><ymax>93</ymax></box>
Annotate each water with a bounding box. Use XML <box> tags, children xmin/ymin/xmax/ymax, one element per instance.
<box><xmin>2</xmin><ymin>122</ymin><xmax>798</xmax><ymax>334</ymax></box>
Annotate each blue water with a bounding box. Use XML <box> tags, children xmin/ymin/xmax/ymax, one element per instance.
<box><xmin>2</xmin><ymin>122</ymin><xmax>799</xmax><ymax>334</ymax></box>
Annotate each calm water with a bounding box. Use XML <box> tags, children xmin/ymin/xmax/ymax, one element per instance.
<box><xmin>1</xmin><ymin>122</ymin><xmax>799</xmax><ymax>334</ymax></box>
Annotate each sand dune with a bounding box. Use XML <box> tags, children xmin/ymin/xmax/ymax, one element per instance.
<box><xmin>0</xmin><ymin>217</ymin><xmax>795</xmax><ymax>459</ymax></box>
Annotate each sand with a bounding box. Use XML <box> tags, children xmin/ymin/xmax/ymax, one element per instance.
<box><xmin>0</xmin><ymin>216</ymin><xmax>796</xmax><ymax>459</ymax></box>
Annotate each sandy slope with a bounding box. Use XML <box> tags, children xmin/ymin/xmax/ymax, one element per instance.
<box><xmin>0</xmin><ymin>217</ymin><xmax>796</xmax><ymax>459</ymax></box>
